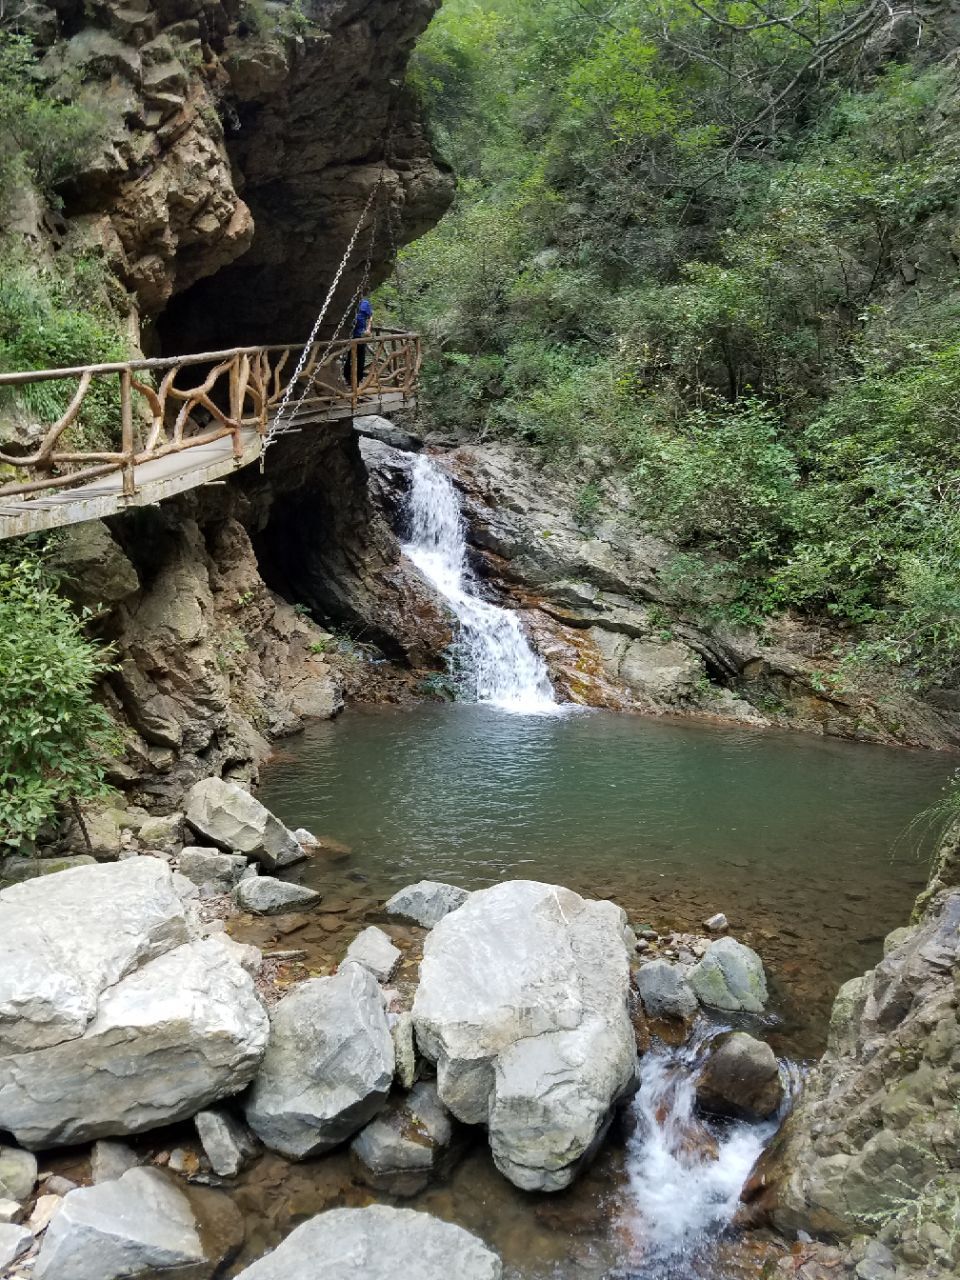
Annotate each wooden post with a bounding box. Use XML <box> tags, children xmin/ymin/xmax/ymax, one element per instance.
<box><xmin>120</xmin><ymin>368</ymin><xmax>136</xmax><ymax>497</ymax></box>
<box><xmin>350</xmin><ymin>342</ymin><xmax>358</xmax><ymax>411</ymax></box>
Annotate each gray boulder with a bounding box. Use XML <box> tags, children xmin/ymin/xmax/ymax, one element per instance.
<box><xmin>184</xmin><ymin>778</ymin><xmax>303</xmax><ymax>870</ymax></box>
<box><xmin>695</xmin><ymin>1031</ymin><xmax>784</xmax><ymax>1121</ymax></box>
<box><xmin>689</xmin><ymin>937</ymin><xmax>769</xmax><ymax>1013</ymax></box>
<box><xmin>350</xmin><ymin>1082</ymin><xmax>456</xmax><ymax>1196</ymax></box>
<box><xmin>0</xmin><ymin>1223</ymin><xmax>32</xmax><ymax>1271</ymax></box>
<box><xmin>0</xmin><ymin>861</ymin><xmax>269</xmax><ymax>1147</ymax></box>
<box><xmin>0</xmin><ymin>1146</ymin><xmax>37</xmax><ymax>1201</ymax></box>
<box><xmin>233</xmin><ymin>1205</ymin><xmax>501</xmax><ymax>1280</ymax></box>
<box><xmin>33</xmin><ymin>1167</ymin><xmax>242</xmax><ymax>1280</ymax></box>
<box><xmin>178</xmin><ymin>847</ymin><xmax>248</xmax><ymax>894</ymax></box>
<box><xmin>634</xmin><ymin>959</ymin><xmax>698</xmax><ymax>1021</ymax></box>
<box><xmin>234</xmin><ymin>876</ymin><xmax>320</xmax><ymax>915</ymax></box>
<box><xmin>137</xmin><ymin>813</ymin><xmax>184</xmax><ymax>850</ymax></box>
<box><xmin>195</xmin><ymin>1109</ymin><xmax>259</xmax><ymax>1178</ymax></box>
<box><xmin>412</xmin><ymin>880</ymin><xmax>637</xmax><ymax>1191</ymax></box>
<box><xmin>90</xmin><ymin>1141</ymin><xmax>139</xmax><ymax>1184</ymax></box>
<box><xmin>0</xmin><ymin>1200</ymin><xmax>23</xmax><ymax>1224</ymax></box>
<box><xmin>344</xmin><ymin>926</ymin><xmax>401</xmax><ymax>981</ymax></box>
<box><xmin>245</xmin><ymin>964</ymin><xmax>394</xmax><ymax>1159</ymax></box>
<box><xmin>384</xmin><ymin>880</ymin><xmax>470</xmax><ymax>928</ymax></box>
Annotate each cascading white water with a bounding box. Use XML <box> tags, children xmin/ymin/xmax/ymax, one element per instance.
<box><xmin>402</xmin><ymin>454</ymin><xmax>560</xmax><ymax>714</ymax></box>
<box><xmin>619</xmin><ymin>1028</ymin><xmax>781</xmax><ymax>1276</ymax></box>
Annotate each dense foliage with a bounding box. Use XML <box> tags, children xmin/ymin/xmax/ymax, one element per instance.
<box><xmin>385</xmin><ymin>0</ymin><xmax>960</xmax><ymax>691</ymax></box>
<box><xmin>0</xmin><ymin>554</ymin><xmax>117</xmax><ymax>844</ymax></box>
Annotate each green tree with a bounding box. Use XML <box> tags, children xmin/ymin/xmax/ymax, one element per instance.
<box><xmin>0</xmin><ymin>555</ymin><xmax>117</xmax><ymax>845</ymax></box>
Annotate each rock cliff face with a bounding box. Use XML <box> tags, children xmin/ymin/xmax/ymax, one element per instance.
<box><xmin>27</xmin><ymin>0</ymin><xmax>452</xmax><ymax>353</ymax></box>
<box><xmin>750</xmin><ymin>823</ymin><xmax>960</xmax><ymax>1280</ymax></box>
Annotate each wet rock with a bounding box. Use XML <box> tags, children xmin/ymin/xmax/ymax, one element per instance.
<box><xmin>292</xmin><ymin>827</ymin><xmax>319</xmax><ymax>849</ymax></box>
<box><xmin>703</xmin><ymin>912</ymin><xmax>729</xmax><ymax>933</ymax></box>
<box><xmin>0</xmin><ymin>1223</ymin><xmax>32</xmax><ymax>1270</ymax></box>
<box><xmin>195</xmin><ymin>1109</ymin><xmax>258</xmax><ymax>1178</ymax></box>
<box><xmin>344</xmin><ymin>925</ymin><xmax>401</xmax><ymax>981</ymax></box>
<box><xmin>33</xmin><ymin>1167</ymin><xmax>241</xmax><ymax>1280</ymax></box>
<box><xmin>235</xmin><ymin>876</ymin><xmax>320</xmax><ymax>915</ymax></box>
<box><xmin>354</xmin><ymin>415</ymin><xmax>423</xmax><ymax>453</ymax></box>
<box><xmin>0</xmin><ymin>1147</ymin><xmax>37</xmax><ymax>1201</ymax></box>
<box><xmin>413</xmin><ymin>880</ymin><xmax>637</xmax><ymax>1192</ymax></box>
<box><xmin>178</xmin><ymin>847</ymin><xmax>248</xmax><ymax>893</ymax></box>
<box><xmin>695</xmin><ymin>1032</ymin><xmax>784</xmax><ymax>1121</ymax></box>
<box><xmin>385</xmin><ymin>880</ymin><xmax>471</xmax><ymax>928</ymax></box>
<box><xmin>689</xmin><ymin>937</ymin><xmax>768</xmax><ymax>1013</ymax></box>
<box><xmin>350</xmin><ymin>1082</ymin><xmax>457</xmax><ymax>1196</ymax></box>
<box><xmin>90</xmin><ymin>1141</ymin><xmax>139</xmax><ymax>1184</ymax></box>
<box><xmin>0</xmin><ymin>862</ymin><xmax>268</xmax><ymax>1146</ymax></box>
<box><xmin>245</xmin><ymin>964</ymin><xmax>394</xmax><ymax>1159</ymax></box>
<box><xmin>634</xmin><ymin>959</ymin><xmax>698</xmax><ymax>1021</ymax></box>
<box><xmin>232</xmin><ymin>1205</ymin><xmax>501</xmax><ymax>1280</ymax></box>
<box><xmin>184</xmin><ymin>778</ymin><xmax>303</xmax><ymax>871</ymax></box>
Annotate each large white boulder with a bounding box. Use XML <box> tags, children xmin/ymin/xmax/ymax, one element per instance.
<box><xmin>0</xmin><ymin>862</ymin><xmax>269</xmax><ymax>1148</ymax></box>
<box><xmin>234</xmin><ymin>1206</ymin><xmax>501</xmax><ymax>1280</ymax></box>
<box><xmin>245</xmin><ymin>964</ymin><xmax>394</xmax><ymax>1159</ymax></box>
<box><xmin>412</xmin><ymin>880</ymin><xmax>637</xmax><ymax>1191</ymax></box>
<box><xmin>184</xmin><ymin>777</ymin><xmax>303</xmax><ymax>870</ymax></box>
<box><xmin>34</xmin><ymin>1167</ymin><xmax>242</xmax><ymax>1280</ymax></box>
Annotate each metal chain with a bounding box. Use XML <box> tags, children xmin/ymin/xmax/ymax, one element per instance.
<box><xmin>263</xmin><ymin>174</ymin><xmax>384</xmax><ymax>454</ymax></box>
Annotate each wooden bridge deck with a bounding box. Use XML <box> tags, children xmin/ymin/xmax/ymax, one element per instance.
<box><xmin>0</xmin><ymin>335</ymin><xmax>419</xmax><ymax>541</ymax></box>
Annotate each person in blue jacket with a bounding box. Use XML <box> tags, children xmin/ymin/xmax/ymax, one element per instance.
<box><xmin>344</xmin><ymin>297</ymin><xmax>373</xmax><ymax>386</ymax></box>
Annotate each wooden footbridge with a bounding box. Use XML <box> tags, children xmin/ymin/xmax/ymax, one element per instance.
<box><xmin>0</xmin><ymin>330</ymin><xmax>420</xmax><ymax>541</ymax></box>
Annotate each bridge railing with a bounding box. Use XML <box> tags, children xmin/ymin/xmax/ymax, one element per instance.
<box><xmin>0</xmin><ymin>331</ymin><xmax>421</xmax><ymax>501</ymax></box>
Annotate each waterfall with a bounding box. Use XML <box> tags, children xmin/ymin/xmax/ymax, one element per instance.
<box><xmin>618</xmin><ymin>1028</ymin><xmax>782</xmax><ymax>1277</ymax></box>
<box><xmin>401</xmin><ymin>454</ymin><xmax>559</xmax><ymax>715</ymax></box>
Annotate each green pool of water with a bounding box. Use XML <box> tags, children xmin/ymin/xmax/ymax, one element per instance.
<box><xmin>259</xmin><ymin>703</ymin><xmax>953</xmax><ymax>1051</ymax></box>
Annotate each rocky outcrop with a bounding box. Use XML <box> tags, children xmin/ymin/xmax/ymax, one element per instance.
<box><xmin>245</xmin><ymin>964</ymin><xmax>394</xmax><ymax>1158</ymax></box>
<box><xmin>33</xmin><ymin>1167</ymin><xmax>243</xmax><ymax>1280</ymax></box>
<box><xmin>412</xmin><ymin>880</ymin><xmax>638</xmax><ymax>1192</ymax></box>
<box><xmin>233</xmin><ymin>1206</ymin><xmax>502</xmax><ymax>1280</ymax></box>
<box><xmin>755</xmin><ymin>825</ymin><xmax>960</xmax><ymax>1279</ymax></box>
<box><xmin>0</xmin><ymin>860</ymin><xmax>268</xmax><ymax>1147</ymax></box>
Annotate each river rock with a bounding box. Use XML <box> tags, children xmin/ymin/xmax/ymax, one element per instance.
<box><xmin>0</xmin><ymin>1147</ymin><xmax>37</xmax><ymax>1201</ymax></box>
<box><xmin>385</xmin><ymin>880</ymin><xmax>470</xmax><ymax>928</ymax></box>
<box><xmin>233</xmin><ymin>1205</ymin><xmax>501</xmax><ymax>1280</ymax></box>
<box><xmin>413</xmin><ymin>880</ymin><xmax>638</xmax><ymax>1192</ymax></box>
<box><xmin>178</xmin><ymin>847</ymin><xmax>248</xmax><ymax>893</ymax></box>
<box><xmin>90</xmin><ymin>1141</ymin><xmax>139</xmax><ymax>1184</ymax></box>
<box><xmin>634</xmin><ymin>959</ymin><xmax>698</xmax><ymax>1021</ymax></box>
<box><xmin>695</xmin><ymin>1032</ymin><xmax>783</xmax><ymax>1120</ymax></box>
<box><xmin>689</xmin><ymin>937</ymin><xmax>768</xmax><ymax>1013</ymax></box>
<box><xmin>235</xmin><ymin>876</ymin><xmax>320</xmax><ymax>915</ymax></box>
<box><xmin>392</xmin><ymin>1012</ymin><xmax>417</xmax><ymax>1088</ymax></box>
<box><xmin>350</xmin><ymin>1082</ymin><xmax>456</xmax><ymax>1196</ymax></box>
<box><xmin>0</xmin><ymin>861</ymin><xmax>269</xmax><ymax>1147</ymax></box>
<box><xmin>184</xmin><ymin>778</ymin><xmax>303</xmax><ymax>870</ymax></box>
<box><xmin>0</xmin><ymin>1223</ymin><xmax>32</xmax><ymax>1270</ymax></box>
<box><xmin>33</xmin><ymin>1167</ymin><xmax>241</xmax><ymax>1280</ymax></box>
<box><xmin>245</xmin><ymin>964</ymin><xmax>394</xmax><ymax>1159</ymax></box>
<box><xmin>195</xmin><ymin>1109</ymin><xmax>259</xmax><ymax>1177</ymax></box>
<box><xmin>344</xmin><ymin>925</ymin><xmax>401</xmax><ymax>981</ymax></box>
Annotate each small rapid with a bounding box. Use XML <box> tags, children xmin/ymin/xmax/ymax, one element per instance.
<box><xmin>402</xmin><ymin>453</ymin><xmax>560</xmax><ymax>714</ymax></box>
<box><xmin>618</xmin><ymin>1028</ymin><xmax>782</xmax><ymax>1278</ymax></box>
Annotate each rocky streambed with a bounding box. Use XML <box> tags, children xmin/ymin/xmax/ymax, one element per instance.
<box><xmin>2</xmin><ymin>777</ymin><xmax>956</xmax><ymax>1280</ymax></box>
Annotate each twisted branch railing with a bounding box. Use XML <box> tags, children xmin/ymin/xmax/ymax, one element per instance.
<box><xmin>0</xmin><ymin>330</ymin><xmax>421</xmax><ymax>501</ymax></box>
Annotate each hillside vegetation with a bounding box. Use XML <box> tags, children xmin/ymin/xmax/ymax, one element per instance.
<box><xmin>385</xmin><ymin>0</ymin><xmax>960</xmax><ymax>694</ymax></box>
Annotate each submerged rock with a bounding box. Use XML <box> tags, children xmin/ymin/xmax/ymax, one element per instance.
<box><xmin>695</xmin><ymin>1032</ymin><xmax>783</xmax><ymax>1121</ymax></box>
<box><xmin>634</xmin><ymin>959</ymin><xmax>698</xmax><ymax>1021</ymax></box>
<box><xmin>385</xmin><ymin>880</ymin><xmax>470</xmax><ymax>928</ymax></box>
<box><xmin>344</xmin><ymin>925</ymin><xmax>401</xmax><ymax>981</ymax></box>
<box><xmin>184</xmin><ymin>778</ymin><xmax>303</xmax><ymax>870</ymax></box>
<box><xmin>413</xmin><ymin>880</ymin><xmax>637</xmax><ymax>1192</ymax></box>
<box><xmin>0</xmin><ymin>861</ymin><xmax>268</xmax><ymax>1147</ymax></box>
<box><xmin>33</xmin><ymin>1167</ymin><xmax>242</xmax><ymax>1280</ymax></box>
<box><xmin>235</xmin><ymin>876</ymin><xmax>320</xmax><ymax>915</ymax></box>
<box><xmin>689</xmin><ymin>937</ymin><xmax>768</xmax><ymax>1013</ymax></box>
<box><xmin>245</xmin><ymin>964</ymin><xmax>394</xmax><ymax>1159</ymax></box>
<box><xmin>350</xmin><ymin>1082</ymin><xmax>457</xmax><ymax>1196</ymax></box>
<box><xmin>233</xmin><ymin>1205</ymin><xmax>501</xmax><ymax>1279</ymax></box>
